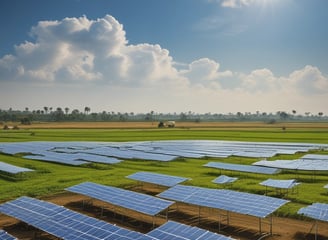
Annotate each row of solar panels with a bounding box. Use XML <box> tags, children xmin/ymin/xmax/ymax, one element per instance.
<box><xmin>253</xmin><ymin>154</ymin><xmax>328</xmax><ymax>171</ymax></box>
<box><xmin>212</xmin><ymin>175</ymin><xmax>300</xmax><ymax>190</ymax></box>
<box><xmin>0</xmin><ymin>196</ymin><xmax>234</xmax><ymax>240</ymax></box>
<box><xmin>126</xmin><ymin>172</ymin><xmax>327</xmax><ymax>223</ymax></box>
<box><xmin>65</xmin><ymin>181</ymin><xmax>289</xmax><ymax>220</ymax></box>
<box><xmin>0</xmin><ymin>161</ymin><xmax>34</xmax><ymax>174</ymax></box>
<box><xmin>127</xmin><ymin>171</ymin><xmax>301</xmax><ymax>190</ymax></box>
<box><xmin>0</xmin><ymin>141</ymin><xmax>326</xmax><ymax>166</ymax></box>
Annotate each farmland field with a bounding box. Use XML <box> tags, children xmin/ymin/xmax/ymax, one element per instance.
<box><xmin>0</xmin><ymin>121</ymin><xmax>328</xmax><ymax>240</ymax></box>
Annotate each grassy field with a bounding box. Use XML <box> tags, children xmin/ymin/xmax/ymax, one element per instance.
<box><xmin>0</xmin><ymin>121</ymin><xmax>327</xmax><ymax>218</ymax></box>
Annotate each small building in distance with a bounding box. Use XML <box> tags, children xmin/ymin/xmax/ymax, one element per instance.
<box><xmin>158</xmin><ymin>121</ymin><xmax>175</xmax><ymax>128</ymax></box>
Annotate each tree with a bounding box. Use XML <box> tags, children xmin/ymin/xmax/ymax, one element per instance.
<box><xmin>44</xmin><ymin>107</ymin><xmax>48</xmax><ymax>114</ymax></box>
<box><xmin>318</xmin><ymin>112</ymin><xmax>323</xmax><ymax>117</ymax></box>
<box><xmin>84</xmin><ymin>107</ymin><xmax>91</xmax><ymax>115</ymax></box>
<box><xmin>279</xmin><ymin>111</ymin><xmax>289</xmax><ymax>120</ymax></box>
<box><xmin>53</xmin><ymin>107</ymin><xmax>64</xmax><ymax>121</ymax></box>
<box><xmin>64</xmin><ymin>107</ymin><xmax>70</xmax><ymax>115</ymax></box>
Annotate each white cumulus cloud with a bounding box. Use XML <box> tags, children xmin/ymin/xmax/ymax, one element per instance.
<box><xmin>221</xmin><ymin>0</ymin><xmax>256</xmax><ymax>8</ymax></box>
<box><xmin>0</xmin><ymin>14</ymin><xmax>327</xmax><ymax>114</ymax></box>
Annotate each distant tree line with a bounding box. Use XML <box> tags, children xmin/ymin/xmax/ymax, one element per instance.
<box><xmin>0</xmin><ymin>107</ymin><xmax>326</xmax><ymax>124</ymax></box>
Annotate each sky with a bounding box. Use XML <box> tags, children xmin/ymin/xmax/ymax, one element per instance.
<box><xmin>0</xmin><ymin>0</ymin><xmax>328</xmax><ymax>115</ymax></box>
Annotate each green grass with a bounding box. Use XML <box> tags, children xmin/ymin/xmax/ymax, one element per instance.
<box><xmin>0</xmin><ymin>127</ymin><xmax>327</xmax><ymax>219</ymax></box>
<box><xmin>1</xmin><ymin>127</ymin><xmax>328</xmax><ymax>143</ymax></box>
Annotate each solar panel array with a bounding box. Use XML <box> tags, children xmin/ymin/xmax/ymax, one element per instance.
<box><xmin>0</xmin><ymin>161</ymin><xmax>34</xmax><ymax>174</ymax></box>
<box><xmin>146</xmin><ymin>220</ymin><xmax>234</xmax><ymax>240</ymax></box>
<box><xmin>1</xmin><ymin>140</ymin><xmax>326</xmax><ymax>165</ymax></box>
<box><xmin>126</xmin><ymin>172</ymin><xmax>190</xmax><ymax>187</ymax></box>
<box><xmin>66</xmin><ymin>182</ymin><xmax>174</xmax><ymax>216</ymax></box>
<box><xmin>253</xmin><ymin>159</ymin><xmax>328</xmax><ymax>171</ymax></box>
<box><xmin>0</xmin><ymin>230</ymin><xmax>16</xmax><ymax>240</ymax></box>
<box><xmin>204</xmin><ymin>162</ymin><xmax>280</xmax><ymax>175</ymax></box>
<box><xmin>0</xmin><ymin>196</ymin><xmax>152</xmax><ymax>240</ymax></box>
<box><xmin>301</xmin><ymin>154</ymin><xmax>328</xmax><ymax>161</ymax></box>
<box><xmin>298</xmin><ymin>203</ymin><xmax>328</xmax><ymax>222</ymax></box>
<box><xmin>212</xmin><ymin>175</ymin><xmax>238</xmax><ymax>184</ymax></box>
<box><xmin>158</xmin><ymin>185</ymin><xmax>289</xmax><ymax>218</ymax></box>
<box><xmin>259</xmin><ymin>179</ymin><xmax>299</xmax><ymax>189</ymax></box>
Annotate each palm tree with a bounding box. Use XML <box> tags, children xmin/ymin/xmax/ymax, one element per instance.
<box><xmin>64</xmin><ymin>107</ymin><xmax>70</xmax><ymax>115</ymax></box>
<box><xmin>44</xmin><ymin>107</ymin><xmax>48</xmax><ymax>114</ymax></box>
<box><xmin>84</xmin><ymin>107</ymin><xmax>91</xmax><ymax>115</ymax></box>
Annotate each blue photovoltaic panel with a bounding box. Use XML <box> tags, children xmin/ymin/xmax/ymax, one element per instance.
<box><xmin>66</xmin><ymin>182</ymin><xmax>174</xmax><ymax>216</ymax></box>
<box><xmin>301</xmin><ymin>154</ymin><xmax>328</xmax><ymax>161</ymax></box>
<box><xmin>158</xmin><ymin>185</ymin><xmax>289</xmax><ymax>218</ymax></box>
<box><xmin>204</xmin><ymin>162</ymin><xmax>280</xmax><ymax>175</ymax></box>
<box><xmin>260</xmin><ymin>179</ymin><xmax>299</xmax><ymax>189</ymax></box>
<box><xmin>147</xmin><ymin>221</ymin><xmax>234</xmax><ymax>240</ymax></box>
<box><xmin>253</xmin><ymin>159</ymin><xmax>328</xmax><ymax>171</ymax></box>
<box><xmin>0</xmin><ymin>230</ymin><xmax>16</xmax><ymax>240</ymax></box>
<box><xmin>0</xmin><ymin>196</ymin><xmax>153</xmax><ymax>240</ymax></box>
<box><xmin>1</xmin><ymin>141</ymin><xmax>327</xmax><ymax>165</ymax></box>
<box><xmin>212</xmin><ymin>175</ymin><xmax>238</xmax><ymax>184</ymax></box>
<box><xmin>127</xmin><ymin>172</ymin><xmax>190</xmax><ymax>187</ymax></box>
<box><xmin>298</xmin><ymin>203</ymin><xmax>328</xmax><ymax>222</ymax></box>
<box><xmin>0</xmin><ymin>161</ymin><xmax>34</xmax><ymax>174</ymax></box>
<box><xmin>23</xmin><ymin>152</ymin><xmax>87</xmax><ymax>165</ymax></box>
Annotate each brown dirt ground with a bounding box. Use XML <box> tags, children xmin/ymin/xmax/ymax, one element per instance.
<box><xmin>1</xmin><ymin>185</ymin><xmax>327</xmax><ymax>240</ymax></box>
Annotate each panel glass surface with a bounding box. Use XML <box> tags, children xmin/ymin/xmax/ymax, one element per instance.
<box><xmin>0</xmin><ymin>161</ymin><xmax>34</xmax><ymax>174</ymax></box>
<box><xmin>204</xmin><ymin>162</ymin><xmax>280</xmax><ymax>174</ymax></box>
<box><xmin>66</xmin><ymin>182</ymin><xmax>174</xmax><ymax>216</ymax></box>
<box><xmin>0</xmin><ymin>196</ymin><xmax>152</xmax><ymax>240</ymax></box>
<box><xmin>212</xmin><ymin>175</ymin><xmax>238</xmax><ymax>184</ymax></box>
<box><xmin>127</xmin><ymin>172</ymin><xmax>190</xmax><ymax>187</ymax></box>
<box><xmin>298</xmin><ymin>203</ymin><xmax>328</xmax><ymax>222</ymax></box>
<box><xmin>0</xmin><ymin>230</ymin><xmax>17</xmax><ymax>240</ymax></box>
<box><xmin>260</xmin><ymin>179</ymin><xmax>299</xmax><ymax>189</ymax></box>
<box><xmin>147</xmin><ymin>221</ymin><xmax>234</xmax><ymax>240</ymax></box>
<box><xmin>158</xmin><ymin>185</ymin><xmax>289</xmax><ymax>218</ymax></box>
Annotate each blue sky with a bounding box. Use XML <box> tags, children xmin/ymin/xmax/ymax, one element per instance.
<box><xmin>1</xmin><ymin>0</ymin><xmax>328</xmax><ymax>114</ymax></box>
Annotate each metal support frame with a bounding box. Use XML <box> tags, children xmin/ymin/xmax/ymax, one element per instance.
<box><xmin>308</xmin><ymin>220</ymin><xmax>318</xmax><ymax>240</ymax></box>
<box><xmin>218</xmin><ymin>210</ymin><xmax>230</xmax><ymax>232</ymax></box>
<box><xmin>259</xmin><ymin>215</ymin><xmax>273</xmax><ymax>236</ymax></box>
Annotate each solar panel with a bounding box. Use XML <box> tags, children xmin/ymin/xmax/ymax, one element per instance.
<box><xmin>23</xmin><ymin>152</ymin><xmax>87</xmax><ymax>165</ymax></box>
<box><xmin>0</xmin><ymin>161</ymin><xmax>34</xmax><ymax>174</ymax></box>
<box><xmin>0</xmin><ymin>196</ymin><xmax>152</xmax><ymax>240</ymax></box>
<box><xmin>253</xmin><ymin>159</ymin><xmax>328</xmax><ymax>171</ymax></box>
<box><xmin>127</xmin><ymin>172</ymin><xmax>190</xmax><ymax>187</ymax></box>
<box><xmin>158</xmin><ymin>185</ymin><xmax>289</xmax><ymax>218</ymax></box>
<box><xmin>204</xmin><ymin>162</ymin><xmax>280</xmax><ymax>175</ymax></box>
<box><xmin>260</xmin><ymin>179</ymin><xmax>299</xmax><ymax>189</ymax></box>
<box><xmin>66</xmin><ymin>182</ymin><xmax>174</xmax><ymax>216</ymax></box>
<box><xmin>147</xmin><ymin>221</ymin><xmax>234</xmax><ymax>240</ymax></box>
<box><xmin>0</xmin><ymin>230</ymin><xmax>17</xmax><ymax>240</ymax></box>
<box><xmin>301</xmin><ymin>154</ymin><xmax>328</xmax><ymax>160</ymax></box>
<box><xmin>212</xmin><ymin>175</ymin><xmax>238</xmax><ymax>184</ymax></box>
<box><xmin>1</xmin><ymin>141</ymin><xmax>327</xmax><ymax>165</ymax></box>
<box><xmin>232</xmin><ymin>151</ymin><xmax>277</xmax><ymax>158</ymax></box>
<box><xmin>298</xmin><ymin>203</ymin><xmax>328</xmax><ymax>222</ymax></box>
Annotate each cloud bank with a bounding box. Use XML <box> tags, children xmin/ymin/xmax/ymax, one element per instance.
<box><xmin>0</xmin><ymin>15</ymin><xmax>327</xmax><ymax>113</ymax></box>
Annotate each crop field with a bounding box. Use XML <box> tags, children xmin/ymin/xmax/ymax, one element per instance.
<box><xmin>0</xmin><ymin>121</ymin><xmax>327</xmax><ymax>240</ymax></box>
